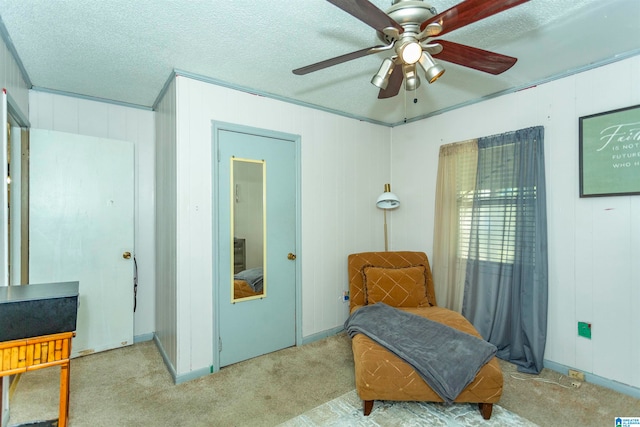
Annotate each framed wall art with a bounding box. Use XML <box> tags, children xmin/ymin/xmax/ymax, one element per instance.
<box><xmin>579</xmin><ymin>104</ymin><xmax>640</xmax><ymax>197</ymax></box>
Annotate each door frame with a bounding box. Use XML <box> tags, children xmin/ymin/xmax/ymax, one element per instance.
<box><xmin>2</xmin><ymin>90</ymin><xmax>30</xmax><ymax>427</ymax></box>
<box><xmin>211</xmin><ymin>121</ymin><xmax>302</xmax><ymax>372</ymax></box>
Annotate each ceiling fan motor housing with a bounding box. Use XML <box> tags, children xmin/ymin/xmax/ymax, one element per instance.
<box><xmin>377</xmin><ymin>0</ymin><xmax>437</xmax><ymax>44</ymax></box>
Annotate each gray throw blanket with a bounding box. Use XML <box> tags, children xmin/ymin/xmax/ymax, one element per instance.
<box><xmin>344</xmin><ymin>303</ymin><xmax>497</xmax><ymax>404</ymax></box>
<box><xmin>234</xmin><ymin>267</ymin><xmax>263</xmax><ymax>292</ymax></box>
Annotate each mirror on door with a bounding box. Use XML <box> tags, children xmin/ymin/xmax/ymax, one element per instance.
<box><xmin>231</xmin><ymin>157</ymin><xmax>266</xmax><ymax>302</ymax></box>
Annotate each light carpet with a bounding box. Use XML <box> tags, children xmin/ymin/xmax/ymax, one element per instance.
<box><xmin>279</xmin><ymin>390</ymin><xmax>538</xmax><ymax>427</ymax></box>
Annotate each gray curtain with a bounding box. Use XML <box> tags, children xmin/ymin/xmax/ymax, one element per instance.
<box><xmin>462</xmin><ymin>126</ymin><xmax>548</xmax><ymax>374</ymax></box>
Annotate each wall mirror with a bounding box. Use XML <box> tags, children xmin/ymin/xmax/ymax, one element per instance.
<box><xmin>230</xmin><ymin>157</ymin><xmax>266</xmax><ymax>302</ymax></box>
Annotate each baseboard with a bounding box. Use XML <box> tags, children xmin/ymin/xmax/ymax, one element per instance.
<box><xmin>151</xmin><ymin>328</ymin><xmax>345</xmax><ymax>385</ymax></box>
<box><xmin>152</xmin><ymin>334</ymin><xmax>212</xmax><ymax>385</ymax></box>
<box><xmin>153</xmin><ymin>334</ymin><xmax>178</xmax><ymax>384</ymax></box>
<box><xmin>134</xmin><ymin>333</ymin><xmax>154</xmax><ymax>343</ymax></box>
<box><xmin>174</xmin><ymin>367</ymin><xmax>212</xmax><ymax>385</ymax></box>
<box><xmin>301</xmin><ymin>326</ymin><xmax>345</xmax><ymax>345</ymax></box>
<box><xmin>544</xmin><ymin>359</ymin><xmax>640</xmax><ymax>399</ymax></box>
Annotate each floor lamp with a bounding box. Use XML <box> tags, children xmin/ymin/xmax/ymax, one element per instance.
<box><xmin>376</xmin><ymin>183</ymin><xmax>400</xmax><ymax>251</ymax></box>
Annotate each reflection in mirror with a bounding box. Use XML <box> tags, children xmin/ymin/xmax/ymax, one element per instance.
<box><xmin>231</xmin><ymin>157</ymin><xmax>266</xmax><ymax>302</ymax></box>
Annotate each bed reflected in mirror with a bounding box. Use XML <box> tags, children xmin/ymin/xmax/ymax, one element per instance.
<box><xmin>231</xmin><ymin>157</ymin><xmax>266</xmax><ymax>302</ymax></box>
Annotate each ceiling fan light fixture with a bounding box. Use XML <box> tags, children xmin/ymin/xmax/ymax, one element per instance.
<box><xmin>403</xmin><ymin>64</ymin><xmax>420</xmax><ymax>91</ymax></box>
<box><xmin>292</xmin><ymin>0</ymin><xmax>529</xmax><ymax>100</ymax></box>
<box><xmin>418</xmin><ymin>52</ymin><xmax>445</xmax><ymax>83</ymax></box>
<box><xmin>371</xmin><ymin>58</ymin><xmax>395</xmax><ymax>90</ymax></box>
<box><xmin>398</xmin><ymin>41</ymin><xmax>422</xmax><ymax>64</ymax></box>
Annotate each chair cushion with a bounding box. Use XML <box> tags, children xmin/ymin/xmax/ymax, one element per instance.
<box><xmin>363</xmin><ymin>265</ymin><xmax>431</xmax><ymax>307</ymax></box>
<box><xmin>351</xmin><ymin>306</ymin><xmax>503</xmax><ymax>404</ymax></box>
<box><xmin>348</xmin><ymin>252</ymin><xmax>438</xmax><ymax>310</ymax></box>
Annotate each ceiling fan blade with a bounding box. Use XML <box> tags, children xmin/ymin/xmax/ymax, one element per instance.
<box><xmin>327</xmin><ymin>0</ymin><xmax>404</xmax><ymax>34</ymax></box>
<box><xmin>432</xmin><ymin>40</ymin><xmax>517</xmax><ymax>75</ymax></box>
<box><xmin>378</xmin><ymin>64</ymin><xmax>404</xmax><ymax>99</ymax></box>
<box><xmin>292</xmin><ymin>46</ymin><xmax>383</xmax><ymax>75</ymax></box>
<box><xmin>421</xmin><ymin>0</ymin><xmax>530</xmax><ymax>36</ymax></box>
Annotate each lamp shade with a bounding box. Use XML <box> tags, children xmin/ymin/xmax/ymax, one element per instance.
<box><xmin>403</xmin><ymin>64</ymin><xmax>421</xmax><ymax>91</ymax></box>
<box><xmin>418</xmin><ymin>52</ymin><xmax>445</xmax><ymax>84</ymax></box>
<box><xmin>371</xmin><ymin>58</ymin><xmax>395</xmax><ymax>90</ymax></box>
<box><xmin>376</xmin><ymin>183</ymin><xmax>400</xmax><ymax>209</ymax></box>
<box><xmin>399</xmin><ymin>41</ymin><xmax>422</xmax><ymax>65</ymax></box>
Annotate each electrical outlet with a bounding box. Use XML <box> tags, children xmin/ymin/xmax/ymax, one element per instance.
<box><xmin>342</xmin><ymin>291</ymin><xmax>350</xmax><ymax>302</ymax></box>
<box><xmin>568</xmin><ymin>369</ymin><xmax>584</xmax><ymax>381</ymax></box>
<box><xmin>578</xmin><ymin>321</ymin><xmax>591</xmax><ymax>339</ymax></box>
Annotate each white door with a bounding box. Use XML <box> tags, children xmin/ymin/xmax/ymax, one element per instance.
<box><xmin>216</xmin><ymin>126</ymin><xmax>298</xmax><ymax>367</ymax></box>
<box><xmin>29</xmin><ymin>129</ymin><xmax>134</xmax><ymax>357</ymax></box>
<box><xmin>1</xmin><ymin>89</ymin><xmax>8</xmax><ymax>427</ymax></box>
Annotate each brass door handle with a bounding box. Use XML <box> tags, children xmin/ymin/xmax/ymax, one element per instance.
<box><xmin>287</xmin><ymin>253</ymin><xmax>296</xmax><ymax>260</ymax></box>
<box><xmin>123</xmin><ymin>251</ymin><xmax>131</xmax><ymax>259</ymax></box>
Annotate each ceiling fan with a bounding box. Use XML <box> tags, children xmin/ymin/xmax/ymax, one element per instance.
<box><xmin>293</xmin><ymin>0</ymin><xmax>530</xmax><ymax>99</ymax></box>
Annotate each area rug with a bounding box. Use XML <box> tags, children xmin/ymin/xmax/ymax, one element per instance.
<box><xmin>279</xmin><ymin>390</ymin><xmax>538</xmax><ymax>426</ymax></box>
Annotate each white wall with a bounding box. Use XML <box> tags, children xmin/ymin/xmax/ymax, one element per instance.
<box><xmin>154</xmin><ymin>77</ymin><xmax>178</xmax><ymax>371</ymax></box>
<box><xmin>161</xmin><ymin>75</ymin><xmax>391</xmax><ymax>377</ymax></box>
<box><xmin>391</xmin><ymin>55</ymin><xmax>640</xmax><ymax>390</ymax></box>
<box><xmin>29</xmin><ymin>91</ymin><xmax>156</xmax><ymax>339</ymax></box>
<box><xmin>0</xmin><ymin>34</ymin><xmax>28</xmax><ymax>118</ymax></box>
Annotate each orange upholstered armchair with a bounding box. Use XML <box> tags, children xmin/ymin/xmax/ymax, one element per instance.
<box><xmin>346</xmin><ymin>251</ymin><xmax>503</xmax><ymax>419</ymax></box>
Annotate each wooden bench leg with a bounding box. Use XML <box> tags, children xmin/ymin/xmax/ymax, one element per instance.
<box><xmin>363</xmin><ymin>400</ymin><xmax>374</xmax><ymax>416</ymax></box>
<box><xmin>479</xmin><ymin>402</ymin><xmax>493</xmax><ymax>420</ymax></box>
<box><xmin>59</xmin><ymin>360</ymin><xmax>71</xmax><ymax>427</ymax></box>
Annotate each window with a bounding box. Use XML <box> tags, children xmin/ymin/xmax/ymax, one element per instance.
<box><xmin>458</xmin><ymin>187</ymin><xmax>538</xmax><ymax>263</ymax></box>
<box><xmin>457</xmin><ymin>144</ymin><xmax>538</xmax><ymax>265</ymax></box>
<box><xmin>433</xmin><ymin>126</ymin><xmax>548</xmax><ymax>374</ymax></box>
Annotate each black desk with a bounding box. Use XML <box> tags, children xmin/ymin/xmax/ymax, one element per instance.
<box><xmin>0</xmin><ymin>282</ymin><xmax>79</xmax><ymax>427</ymax></box>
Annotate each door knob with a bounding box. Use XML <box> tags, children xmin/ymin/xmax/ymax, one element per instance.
<box><xmin>123</xmin><ymin>251</ymin><xmax>132</xmax><ymax>259</ymax></box>
<box><xmin>287</xmin><ymin>253</ymin><xmax>296</xmax><ymax>260</ymax></box>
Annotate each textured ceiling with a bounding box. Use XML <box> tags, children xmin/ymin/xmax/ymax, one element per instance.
<box><xmin>0</xmin><ymin>0</ymin><xmax>639</xmax><ymax>126</ymax></box>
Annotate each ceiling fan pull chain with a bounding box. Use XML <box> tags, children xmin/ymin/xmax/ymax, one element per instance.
<box><xmin>403</xmin><ymin>85</ymin><xmax>407</xmax><ymax>123</ymax></box>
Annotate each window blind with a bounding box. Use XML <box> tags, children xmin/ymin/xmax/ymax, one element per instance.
<box><xmin>458</xmin><ymin>143</ymin><xmax>538</xmax><ymax>264</ymax></box>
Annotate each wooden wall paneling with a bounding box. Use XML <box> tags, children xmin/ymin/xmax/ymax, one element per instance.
<box><xmin>0</xmin><ymin>37</ymin><xmax>28</xmax><ymax>118</ymax></box>
<box><xmin>172</xmin><ymin>76</ymin><xmax>391</xmax><ymax>377</ymax></box>
<box><xmin>154</xmin><ymin>77</ymin><xmax>178</xmax><ymax>372</ymax></box>
<box><xmin>29</xmin><ymin>91</ymin><xmax>156</xmax><ymax>342</ymax></box>
<box><xmin>390</xmin><ymin>56</ymin><xmax>640</xmax><ymax>389</ymax></box>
